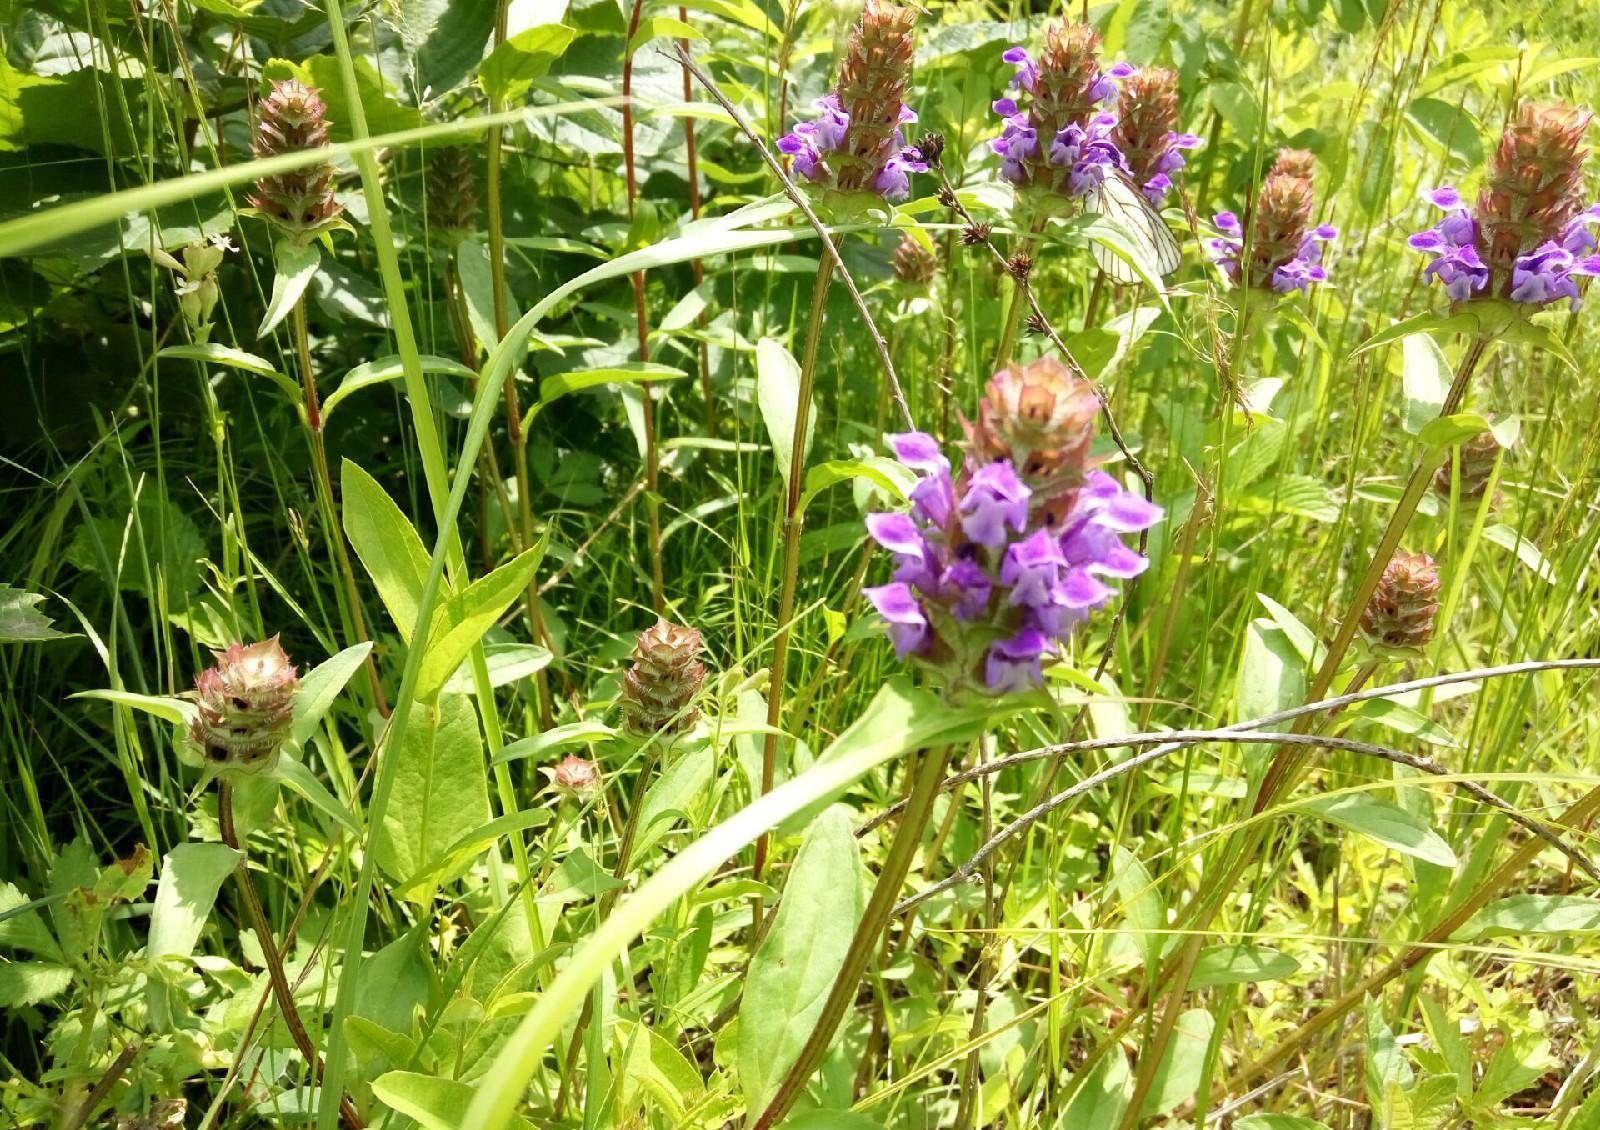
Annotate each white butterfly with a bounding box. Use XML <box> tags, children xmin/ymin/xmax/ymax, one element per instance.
<box><xmin>1085</xmin><ymin>172</ymin><xmax>1183</xmax><ymax>285</ymax></box>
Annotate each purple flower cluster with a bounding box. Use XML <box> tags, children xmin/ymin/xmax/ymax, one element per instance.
<box><xmin>990</xmin><ymin>49</ymin><xmax>1126</xmax><ymax>193</ymax></box>
<box><xmin>1106</xmin><ymin>61</ymin><xmax>1202</xmax><ymax>205</ymax></box>
<box><xmin>1409</xmin><ymin>188</ymin><xmax>1600</xmax><ymax>310</ymax></box>
<box><xmin>1207</xmin><ymin>214</ymin><xmax>1338</xmax><ymax>294</ymax></box>
<box><xmin>863</xmin><ymin>433</ymin><xmax>1161</xmax><ymax>694</ymax></box>
<box><xmin>777</xmin><ymin>96</ymin><xmax>928</xmax><ymax>201</ymax></box>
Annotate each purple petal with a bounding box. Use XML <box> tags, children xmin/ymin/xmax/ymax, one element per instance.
<box><xmin>1426</xmin><ymin>186</ymin><xmax>1462</xmax><ymax>209</ymax></box>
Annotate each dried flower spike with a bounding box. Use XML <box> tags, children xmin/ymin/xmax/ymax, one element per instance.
<box><xmin>1207</xmin><ymin>148</ymin><xmax>1337</xmax><ymax>294</ymax></box>
<box><xmin>191</xmin><ymin>637</ymin><xmax>299</xmax><ymax>772</ymax></box>
<box><xmin>621</xmin><ymin>618</ymin><xmax>708</xmax><ymax>736</ymax></box>
<box><xmin>246</xmin><ymin>79</ymin><xmax>345</xmax><ymax>241</ymax></box>
<box><xmin>776</xmin><ymin>0</ymin><xmax>926</xmax><ymax>202</ymax></box>
<box><xmin>427</xmin><ymin>146</ymin><xmax>479</xmax><ymax>235</ymax></box>
<box><xmin>892</xmin><ymin>233</ymin><xmax>939</xmax><ymax>286</ymax></box>
<box><xmin>1360</xmin><ymin>550</ymin><xmax>1441</xmax><ymax>654</ymax></box>
<box><xmin>961</xmin><ymin>222</ymin><xmax>993</xmax><ymax>246</ymax></box>
<box><xmin>1433</xmin><ymin>429</ymin><xmax>1503</xmax><ymax>502</ymax></box>
<box><xmin>1108</xmin><ymin>65</ymin><xmax>1201</xmax><ymax>205</ymax></box>
<box><xmin>1409</xmin><ymin>103</ymin><xmax>1599</xmax><ymax>310</ymax></box>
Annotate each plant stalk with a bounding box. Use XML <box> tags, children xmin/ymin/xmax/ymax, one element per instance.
<box><xmin>752</xmin><ymin>744</ymin><xmax>950</xmax><ymax>1130</ymax></box>
<box><xmin>219</xmin><ymin>781</ymin><xmax>365</xmax><ymax>1130</ymax></box>
<box><xmin>291</xmin><ymin>297</ymin><xmax>387</xmax><ymax>716</ymax></box>
<box><xmin>752</xmin><ymin>255</ymin><xmax>834</xmax><ymax>884</ymax></box>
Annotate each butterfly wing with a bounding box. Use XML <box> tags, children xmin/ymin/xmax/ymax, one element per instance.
<box><xmin>1086</xmin><ymin>174</ymin><xmax>1183</xmax><ymax>285</ymax></box>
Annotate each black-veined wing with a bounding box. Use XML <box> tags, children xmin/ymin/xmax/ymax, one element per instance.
<box><xmin>1085</xmin><ymin>173</ymin><xmax>1182</xmax><ymax>285</ymax></box>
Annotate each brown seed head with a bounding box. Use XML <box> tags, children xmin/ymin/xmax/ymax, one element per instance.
<box><xmin>1024</xmin><ymin>312</ymin><xmax>1049</xmax><ymax>336</ymax></box>
<box><xmin>1477</xmin><ymin>102</ymin><xmax>1593</xmax><ymax>278</ymax></box>
<box><xmin>428</xmin><ymin>146</ymin><xmax>479</xmax><ymax>235</ymax></box>
<box><xmin>915</xmin><ymin>131</ymin><xmax>946</xmax><ymax>167</ymax></box>
<box><xmin>190</xmin><ymin>637</ymin><xmax>299</xmax><ymax>771</ymax></box>
<box><xmin>1006</xmin><ymin>253</ymin><xmax>1034</xmax><ymax>281</ymax></box>
<box><xmin>891</xmin><ymin>233</ymin><xmax>939</xmax><ymax>286</ymax></box>
<box><xmin>1433</xmin><ymin>429</ymin><xmax>1504</xmax><ymax>502</ymax></box>
<box><xmin>1112</xmin><ymin>67</ymin><xmax>1180</xmax><ymax>188</ymax></box>
<box><xmin>960</xmin><ymin>222</ymin><xmax>992</xmax><ymax>246</ymax></box>
<box><xmin>1360</xmin><ymin>550</ymin><xmax>1442</xmax><ymax>653</ymax></box>
<box><xmin>247</xmin><ymin>79</ymin><xmax>344</xmax><ymax>239</ymax></box>
<box><xmin>1030</xmin><ymin>21</ymin><xmax>1105</xmax><ymax>142</ymax></box>
<box><xmin>832</xmin><ymin>0</ymin><xmax>918</xmax><ymax>192</ymax></box>
<box><xmin>1270</xmin><ymin>148</ymin><xmax>1318</xmax><ymax>181</ymax></box>
<box><xmin>621</xmin><ymin>618</ymin><xmax>707</xmax><ymax>736</ymax></box>
<box><xmin>966</xmin><ymin>356</ymin><xmax>1100</xmax><ymax>496</ymax></box>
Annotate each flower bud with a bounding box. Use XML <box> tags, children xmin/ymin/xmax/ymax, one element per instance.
<box><xmin>620</xmin><ymin>618</ymin><xmax>707</xmax><ymax>736</ymax></box>
<box><xmin>246</xmin><ymin>79</ymin><xmax>345</xmax><ymax>241</ymax></box>
<box><xmin>1359</xmin><ymin>551</ymin><xmax>1441</xmax><ymax>654</ymax></box>
<box><xmin>1433</xmin><ymin>429</ymin><xmax>1503</xmax><ymax>502</ymax></box>
<box><xmin>542</xmin><ymin>754</ymin><xmax>601</xmax><ymax>793</ymax></box>
<box><xmin>891</xmin><ymin>233</ymin><xmax>938</xmax><ymax>286</ymax></box>
<box><xmin>190</xmin><ymin>637</ymin><xmax>299</xmax><ymax>772</ymax></box>
<box><xmin>965</xmin><ymin>357</ymin><xmax>1099</xmax><ymax>496</ymax></box>
<box><xmin>427</xmin><ymin>146</ymin><xmax>479</xmax><ymax>235</ymax></box>
<box><xmin>153</xmin><ymin>234</ymin><xmax>234</xmax><ymax>341</ymax></box>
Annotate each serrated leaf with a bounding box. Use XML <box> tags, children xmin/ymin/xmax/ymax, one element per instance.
<box><xmin>0</xmin><ymin>585</ymin><xmax>73</xmax><ymax>642</ymax></box>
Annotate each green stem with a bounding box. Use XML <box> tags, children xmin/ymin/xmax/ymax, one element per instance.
<box><xmin>291</xmin><ymin>298</ymin><xmax>387</xmax><ymax>717</ymax></box>
<box><xmin>219</xmin><ymin>782</ymin><xmax>365</xmax><ymax>1130</ymax></box>
<box><xmin>753</xmin><ymin>255</ymin><xmax>835</xmax><ymax>885</ymax></box>
<box><xmin>752</xmin><ymin>745</ymin><xmax>950</xmax><ymax>1130</ymax></box>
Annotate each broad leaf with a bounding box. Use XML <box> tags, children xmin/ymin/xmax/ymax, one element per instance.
<box><xmin>0</xmin><ymin>585</ymin><xmax>73</xmax><ymax>642</ymax></box>
<box><xmin>755</xmin><ymin>336</ymin><xmax>813</xmax><ymax>488</ymax></box>
<box><xmin>1295</xmin><ymin>793</ymin><xmax>1457</xmax><ymax>868</ymax></box>
<box><xmin>258</xmin><ymin>238</ymin><xmax>319</xmax><ymax>338</ymax></box>
<box><xmin>372</xmin><ymin>695</ymin><xmax>491</xmax><ymax>892</ymax></box>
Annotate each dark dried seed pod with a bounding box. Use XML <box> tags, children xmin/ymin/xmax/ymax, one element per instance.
<box><xmin>960</xmin><ymin>223</ymin><xmax>993</xmax><ymax>246</ymax></box>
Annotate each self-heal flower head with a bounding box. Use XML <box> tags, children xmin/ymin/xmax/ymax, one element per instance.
<box><xmin>1409</xmin><ymin>104</ymin><xmax>1600</xmax><ymax>310</ymax></box>
<box><xmin>990</xmin><ymin>21</ymin><xmax>1126</xmax><ymax>198</ymax></box>
<box><xmin>246</xmin><ymin>79</ymin><xmax>345</xmax><ymax>242</ymax></box>
<box><xmin>190</xmin><ymin>637</ymin><xmax>298</xmax><ymax>774</ymax></box>
<box><xmin>1206</xmin><ymin>150</ymin><xmax>1335</xmax><ymax>295</ymax></box>
<box><xmin>863</xmin><ymin>426</ymin><xmax>1160</xmax><ymax>697</ymax></box>
<box><xmin>1109</xmin><ymin>65</ymin><xmax>1202</xmax><ymax>205</ymax></box>
<box><xmin>776</xmin><ymin>1</ymin><xmax>924</xmax><ymax>202</ymax></box>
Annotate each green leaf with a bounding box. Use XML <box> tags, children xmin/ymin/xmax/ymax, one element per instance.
<box><xmin>739</xmin><ymin>805</ymin><xmax>865</xmax><ymax>1116</ymax></box>
<box><xmin>1400</xmin><ymin>331</ymin><xmax>1449</xmax><ymax>435</ymax></box>
<box><xmin>1295</xmin><ymin>793</ymin><xmax>1457</xmax><ymax>868</ymax></box>
<box><xmin>631</xmin><ymin>740</ymin><xmax>717</xmax><ymax>865</ymax></box>
<box><xmin>0</xmin><ymin>585</ymin><xmax>73</xmax><ymax>642</ymax></box>
<box><xmin>0</xmin><ymin>962</ymin><xmax>74</xmax><ymax>1007</ymax></box>
<box><xmin>440</xmin><ymin>641</ymin><xmax>553</xmax><ymax>694</ymax></box>
<box><xmin>416</xmin><ymin>545</ymin><xmax>543</xmax><ymax>701</ymax></box>
<box><xmin>323</xmin><ymin>354</ymin><xmax>479</xmax><ymax>420</ymax></box>
<box><xmin>1237</xmin><ymin>619</ymin><xmax>1305</xmax><ymax>727</ymax></box>
<box><xmin>627</xmin><ymin>15</ymin><xmax>704</xmax><ymax>52</ymax></box>
<box><xmin>615</xmin><ymin>1018</ymin><xmax>705</xmax><ymax>1116</ymax></box>
<box><xmin>157</xmin><ymin>343</ymin><xmax>303</xmax><ymax>402</ymax></box>
<box><xmin>1457</xmin><ymin>894</ymin><xmax>1600</xmax><ymax>941</ymax></box>
<box><xmin>146</xmin><ymin>842</ymin><xmax>240</xmax><ymax>1027</ymax></box>
<box><xmin>1406</xmin><ymin>97</ymin><xmax>1484</xmax><ymax>166</ymax></box>
<box><xmin>478</xmin><ymin>24</ymin><xmax>576</xmax><ymax>103</ymax></box>
<box><xmin>538</xmin><ymin>846</ymin><xmax>627</xmax><ymax>905</ymax></box>
<box><xmin>1344</xmin><ymin>698</ymin><xmax>1456</xmax><ymax>746</ymax></box>
<box><xmin>394</xmin><ymin>808</ymin><xmax>553</xmax><ymax>900</ymax></box>
<box><xmin>372</xmin><ymin>695</ymin><xmax>491</xmax><ymax>891</ymax></box>
<box><xmin>1110</xmin><ymin>845</ymin><xmax>1166</xmax><ymax>975</ymax></box>
<box><xmin>799</xmin><ymin>457</ymin><xmax>914</xmax><ymax>512</ymax></box>
<box><xmin>1481</xmin><ymin>523</ymin><xmax>1556</xmax><ymax>582</ymax></box>
<box><xmin>535</xmin><ymin>362</ymin><xmax>686</xmax><ymax>406</ymax></box>
<box><xmin>292</xmin><ymin>642</ymin><xmax>373</xmax><ymax>748</ymax></box>
<box><xmin>70</xmin><ymin>689</ymin><xmax>196</xmax><ymax>728</ymax></box>
<box><xmin>342</xmin><ymin>459</ymin><xmax>431</xmax><ymax>642</ymax></box>
<box><xmin>1352</xmin><ymin>311</ymin><xmax>1480</xmax><ymax>356</ymax></box>
<box><xmin>258</xmin><ymin>238</ymin><xmax>320</xmax><ymax>338</ymax></box>
<box><xmin>494</xmin><ymin>720</ymin><xmax>616</xmax><ymax>764</ymax></box>
<box><xmin>1141</xmin><ymin>1008</ymin><xmax>1215</xmax><ymax>1117</ymax></box>
<box><xmin>1190</xmin><ymin>943</ymin><xmax>1300</xmax><ymax>988</ymax></box>
<box><xmin>755</xmin><ymin>336</ymin><xmax>813</xmax><ymax>488</ymax></box>
<box><xmin>1055</xmin><ymin>1051</ymin><xmax>1132</xmax><ymax>1129</ymax></box>
<box><xmin>1234</xmin><ymin>1117</ymin><xmax>1332</xmax><ymax>1130</ymax></box>
<box><xmin>1417</xmin><ymin>411</ymin><xmax>1490</xmax><ymax>450</ymax></box>
<box><xmin>374</xmin><ymin>1072</ymin><xmax>535</xmax><ymax>1130</ymax></box>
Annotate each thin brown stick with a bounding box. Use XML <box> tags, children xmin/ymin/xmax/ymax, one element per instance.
<box><xmin>63</xmin><ymin>1041</ymin><xmax>140</xmax><ymax>1130</ymax></box>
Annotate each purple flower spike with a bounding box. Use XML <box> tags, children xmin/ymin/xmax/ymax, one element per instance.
<box><xmin>999</xmin><ymin>529</ymin><xmax>1066</xmax><ymax>608</ymax></box>
<box><xmin>959</xmin><ymin>462</ymin><xmax>1031</xmax><ymax>548</ymax></box>
<box><xmin>888</xmin><ymin>431</ymin><xmax>948</xmax><ymax>474</ymax></box>
<box><xmin>864</xmin><ymin>583</ymin><xmax>929</xmax><ymax>658</ymax></box>
<box><xmin>941</xmin><ymin>557</ymin><xmax>993</xmax><ymax>621</ymax></box>
<box><xmin>1002</xmin><ymin>46</ymin><xmax>1038</xmax><ymax>92</ymax></box>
